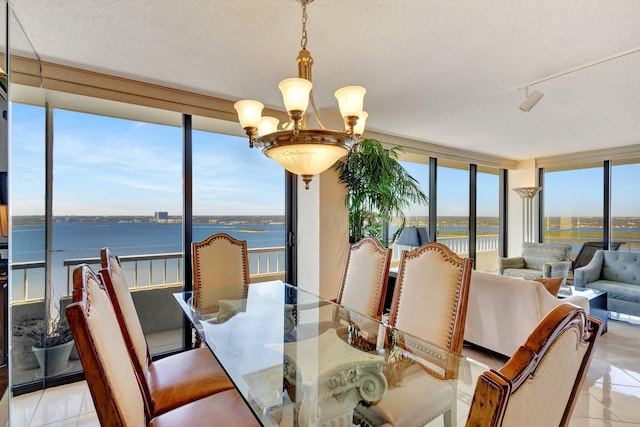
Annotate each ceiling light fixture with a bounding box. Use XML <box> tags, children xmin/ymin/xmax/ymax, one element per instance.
<box><xmin>519</xmin><ymin>86</ymin><xmax>544</xmax><ymax>112</ymax></box>
<box><xmin>234</xmin><ymin>0</ymin><xmax>367</xmax><ymax>189</ymax></box>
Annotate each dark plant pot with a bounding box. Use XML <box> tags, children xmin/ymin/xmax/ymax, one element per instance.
<box><xmin>32</xmin><ymin>340</ymin><xmax>74</xmax><ymax>377</ymax></box>
<box><xmin>12</xmin><ymin>335</ymin><xmax>40</xmax><ymax>370</ymax></box>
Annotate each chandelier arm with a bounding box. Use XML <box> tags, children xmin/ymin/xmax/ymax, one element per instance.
<box><xmin>309</xmin><ymin>91</ymin><xmax>328</xmax><ymax>130</ymax></box>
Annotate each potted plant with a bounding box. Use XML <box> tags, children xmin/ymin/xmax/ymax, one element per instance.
<box><xmin>23</xmin><ymin>315</ymin><xmax>75</xmax><ymax>376</ymax></box>
<box><xmin>334</xmin><ymin>138</ymin><xmax>428</xmax><ymax>244</ymax></box>
<box><xmin>11</xmin><ymin>319</ymin><xmax>42</xmax><ymax>370</ymax></box>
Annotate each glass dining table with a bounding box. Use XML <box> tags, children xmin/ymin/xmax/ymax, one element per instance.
<box><xmin>174</xmin><ymin>280</ymin><xmax>488</xmax><ymax>426</ymax></box>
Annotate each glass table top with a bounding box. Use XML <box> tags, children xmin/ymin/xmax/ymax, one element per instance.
<box><xmin>174</xmin><ymin>280</ymin><xmax>487</xmax><ymax>426</ymax></box>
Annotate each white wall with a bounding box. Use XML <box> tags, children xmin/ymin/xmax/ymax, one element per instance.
<box><xmin>297</xmin><ymin>167</ymin><xmax>349</xmax><ymax>299</ymax></box>
<box><xmin>297</xmin><ymin>175</ymin><xmax>321</xmax><ymax>295</ymax></box>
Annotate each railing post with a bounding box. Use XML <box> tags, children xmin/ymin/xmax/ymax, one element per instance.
<box><xmin>23</xmin><ymin>270</ymin><xmax>28</xmax><ymax>300</ymax></box>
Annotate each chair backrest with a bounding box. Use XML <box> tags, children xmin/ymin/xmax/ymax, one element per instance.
<box><xmin>572</xmin><ymin>241</ymin><xmax>624</xmax><ymax>271</ymax></box>
<box><xmin>466</xmin><ymin>303</ymin><xmax>602</xmax><ymax>427</ymax></box>
<box><xmin>601</xmin><ymin>250</ymin><xmax>640</xmax><ymax>285</ymax></box>
<box><xmin>521</xmin><ymin>242</ymin><xmax>572</xmax><ymax>270</ymax></box>
<box><xmin>192</xmin><ymin>233</ymin><xmax>250</xmax><ymax>312</ymax></box>
<box><xmin>389</xmin><ymin>242</ymin><xmax>473</xmax><ymax>354</ymax></box>
<box><xmin>66</xmin><ymin>264</ymin><xmax>148</xmax><ymax>426</ymax></box>
<box><xmin>100</xmin><ymin>247</ymin><xmax>153</xmax><ymax>414</ymax></box>
<box><xmin>336</xmin><ymin>237</ymin><xmax>392</xmax><ymax>319</ymax></box>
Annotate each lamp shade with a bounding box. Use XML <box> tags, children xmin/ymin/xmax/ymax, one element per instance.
<box><xmin>352</xmin><ymin>111</ymin><xmax>368</xmax><ymax>136</ymax></box>
<box><xmin>279</xmin><ymin>78</ymin><xmax>312</xmax><ymax>113</ymax></box>
<box><xmin>396</xmin><ymin>226</ymin><xmax>430</xmax><ymax>247</ymax></box>
<box><xmin>334</xmin><ymin>86</ymin><xmax>366</xmax><ymax>118</ymax></box>
<box><xmin>264</xmin><ymin>143</ymin><xmax>348</xmax><ymax>176</ymax></box>
<box><xmin>234</xmin><ymin>100</ymin><xmax>264</xmax><ymax>129</ymax></box>
<box><xmin>258</xmin><ymin>116</ymin><xmax>279</xmax><ymax>136</ymax></box>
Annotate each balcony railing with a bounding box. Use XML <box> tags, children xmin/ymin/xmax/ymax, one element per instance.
<box><xmin>11</xmin><ymin>246</ymin><xmax>286</xmax><ymax>302</ymax></box>
<box><xmin>11</xmin><ymin>236</ymin><xmax>505</xmax><ymax>302</ymax></box>
<box><xmin>391</xmin><ymin>234</ymin><xmax>499</xmax><ymax>261</ymax></box>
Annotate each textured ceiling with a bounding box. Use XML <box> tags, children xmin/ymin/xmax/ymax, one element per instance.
<box><xmin>9</xmin><ymin>0</ymin><xmax>640</xmax><ymax>160</ymax></box>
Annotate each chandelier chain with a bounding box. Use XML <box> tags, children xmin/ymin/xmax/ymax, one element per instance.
<box><xmin>300</xmin><ymin>0</ymin><xmax>308</xmax><ymax>50</ymax></box>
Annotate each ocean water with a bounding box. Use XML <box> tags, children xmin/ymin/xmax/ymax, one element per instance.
<box><xmin>11</xmin><ymin>222</ymin><xmax>286</xmax><ymax>300</ymax></box>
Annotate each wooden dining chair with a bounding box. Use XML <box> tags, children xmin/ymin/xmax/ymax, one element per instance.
<box><xmin>466</xmin><ymin>303</ymin><xmax>603</xmax><ymax>427</ymax></box>
<box><xmin>291</xmin><ymin>236</ymin><xmax>392</xmax><ymax>341</ymax></box>
<box><xmin>356</xmin><ymin>242</ymin><xmax>473</xmax><ymax>427</ymax></box>
<box><xmin>192</xmin><ymin>233</ymin><xmax>250</xmax><ymax>313</ymax></box>
<box><xmin>100</xmin><ymin>248</ymin><xmax>234</xmax><ymax>417</ymax></box>
<box><xmin>66</xmin><ymin>264</ymin><xmax>259</xmax><ymax>427</ymax></box>
<box><xmin>337</xmin><ymin>236</ymin><xmax>392</xmax><ymax>319</ymax></box>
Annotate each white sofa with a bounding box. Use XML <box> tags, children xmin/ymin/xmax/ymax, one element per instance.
<box><xmin>464</xmin><ymin>271</ymin><xmax>589</xmax><ymax>357</ymax></box>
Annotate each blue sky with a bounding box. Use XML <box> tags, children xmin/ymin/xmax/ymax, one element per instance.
<box><xmin>11</xmin><ymin>105</ymin><xmax>285</xmax><ymax>216</ymax></box>
<box><xmin>10</xmin><ymin>103</ymin><xmax>639</xmax><ymax>218</ymax></box>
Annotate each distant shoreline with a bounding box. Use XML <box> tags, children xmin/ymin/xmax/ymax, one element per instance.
<box><xmin>9</xmin><ymin>215</ymin><xmax>640</xmax><ymax>229</ymax></box>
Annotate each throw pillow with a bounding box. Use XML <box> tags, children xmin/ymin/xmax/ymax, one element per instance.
<box><xmin>534</xmin><ymin>277</ymin><xmax>563</xmax><ymax>297</ymax></box>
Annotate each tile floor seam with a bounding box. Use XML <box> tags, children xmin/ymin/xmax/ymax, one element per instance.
<box><xmin>587</xmin><ymin>386</ymin><xmax>627</xmax><ymax>423</ymax></box>
<box><xmin>26</xmin><ymin>392</ymin><xmax>44</xmax><ymax>427</ymax></box>
<box><xmin>31</xmin><ymin>414</ymin><xmax>79</xmax><ymax>427</ymax></box>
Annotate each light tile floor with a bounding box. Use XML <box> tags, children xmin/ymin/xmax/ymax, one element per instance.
<box><xmin>11</xmin><ymin>320</ymin><xmax>640</xmax><ymax>426</ymax></box>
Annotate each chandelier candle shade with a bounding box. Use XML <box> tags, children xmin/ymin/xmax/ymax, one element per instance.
<box><xmin>233</xmin><ymin>0</ymin><xmax>368</xmax><ymax>189</ymax></box>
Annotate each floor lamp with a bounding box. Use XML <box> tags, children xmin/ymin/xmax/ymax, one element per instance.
<box><xmin>513</xmin><ymin>187</ymin><xmax>542</xmax><ymax>243</ymax></box>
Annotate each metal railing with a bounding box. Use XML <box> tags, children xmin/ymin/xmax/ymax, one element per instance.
<box><xmin>11</xmin><ymin>246</ymin><xmax>286</xmax><ymax>302</ymax></box>
<box><xmin>391</xmin><ymin>234</ymin><xmax>500</xmax><ymax>261</ymax></box>
<box><xmin>10</xmin><ymin>235</ymin><xmax>507</xmax><ymax>301</ymax></box>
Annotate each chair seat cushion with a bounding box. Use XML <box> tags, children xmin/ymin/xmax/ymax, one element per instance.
<box><xmin>149</xmin><ymin>388</ymin><xmax>259</xmax><ymax>427</ymax></box>
<box><xmin>585</xmin><ymin>280</ymin><xmax>640</xmax><ymax>304</ymax></box>
<box><xmin>355</xmin><ymin>364</ymin><xmax>453</xmax><ymax>426</ymax></box>
<box><xmin>503</xmin><ymin>268</ymin><xmax>543</xmax><ymax>281</ymax></box>
<box><xmin>148</xmin><ymin>347</ymin><xmax>234</xmax><ymax>415</ymax></box>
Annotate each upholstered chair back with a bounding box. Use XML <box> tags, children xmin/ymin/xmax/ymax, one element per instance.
<box><xmin>67</xmin><ymin>264</ymin><xmax>147</xmax><ymax>426</ymax></box>
<box><xmin>601</xmin><ymin>250</ymin><xmax>640</xmax><ymax>285</ymax></box>
<box><xmin>101</xmin><ymin>248</ymin><xmax>149</xmax><ymax>376</ymax></box>
<box><xmin>337</xmin><ymin>237</ymin><xmax>392</xmax><ymax>318</ymax></box>
<box><xmin>521</xmin><ymin>242</ymin><xmax>572</xmax><ymax>270</ymax></box>
<box><xmin>466</xmin><ymin>303</ymin><xmax>602</xmax><ymax>427</ymax></box>
<box><xmin>389</xmin><ymin>242</ymin><xmax>473</xmax><ymax>353</ymax></box>
<box><xmin>192</xmin><ymin>233</ymin><xmax>250</xmax><ymax>313</ymax></box>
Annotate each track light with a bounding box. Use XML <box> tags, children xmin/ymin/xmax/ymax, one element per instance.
<box><xmin>519</xmin><ymin>86</ymin><xmax>544</xmax><ymax>112</ymax></box>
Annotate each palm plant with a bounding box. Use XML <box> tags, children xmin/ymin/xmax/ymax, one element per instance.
<box><xmin>335</xmin><ymin>138</ymin><xmax>428</xmax><ymax>245</ymax></box>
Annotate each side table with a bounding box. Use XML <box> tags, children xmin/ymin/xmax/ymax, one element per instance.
<box><xmin>560</xmin><ymin>288</ymin><xmax>608</xmax><ymax>334</ymax></box>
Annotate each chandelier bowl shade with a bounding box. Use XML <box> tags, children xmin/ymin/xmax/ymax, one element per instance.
<box><xmin>259</xmin><ymin>129</ymin><xmax>352</xmax><ymax>189</ymax></box>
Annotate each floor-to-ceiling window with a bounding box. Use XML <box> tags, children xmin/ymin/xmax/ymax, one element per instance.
<box><xmin>437</xmin><ymin>160</ymin><xmax>470</xmax><ymax>257</ymax></box>
<box><xmin>612</xmin><ymin>158</ymin><xmax>640</xmax><ymax>252</ymax></box>
<box><xmin>10</xmin><ymin>103</ymin><xmax>46</xmax><ymax>388</ymax></box>
<box><xmin>390</xmin><ymin>158</ymin><xmax>429</xmax><ymax>259</ymax></box>
<box><xmin>476</xmin><ymin>166</ymin><xmax>500</xmax><ymax>271</ymax></box>
<box><xmin>543</xmin><ymin>164</ymin><xmax>604</xmax><ymax>264</ymax></box>
<box><xmin>11</xmin><ymin>105</ymin><xmax>187</xmax><ymax>388</ymax></box>
<box><xmin>192</xmin><ymin>128</ymin><xmax>285</xmax><ymax>282</ymax></box>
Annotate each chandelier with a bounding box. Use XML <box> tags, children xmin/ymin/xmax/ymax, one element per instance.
<box><xmin>234</xmin><ymin>0</ymin><xmax>367</xmax><ymax>189</ymax></box>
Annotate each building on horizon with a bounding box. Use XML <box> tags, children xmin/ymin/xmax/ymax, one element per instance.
<box><xmin>154</xmin><ymin>211</ymin><xmax>169</xmax><ymax>220</ymax></box>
